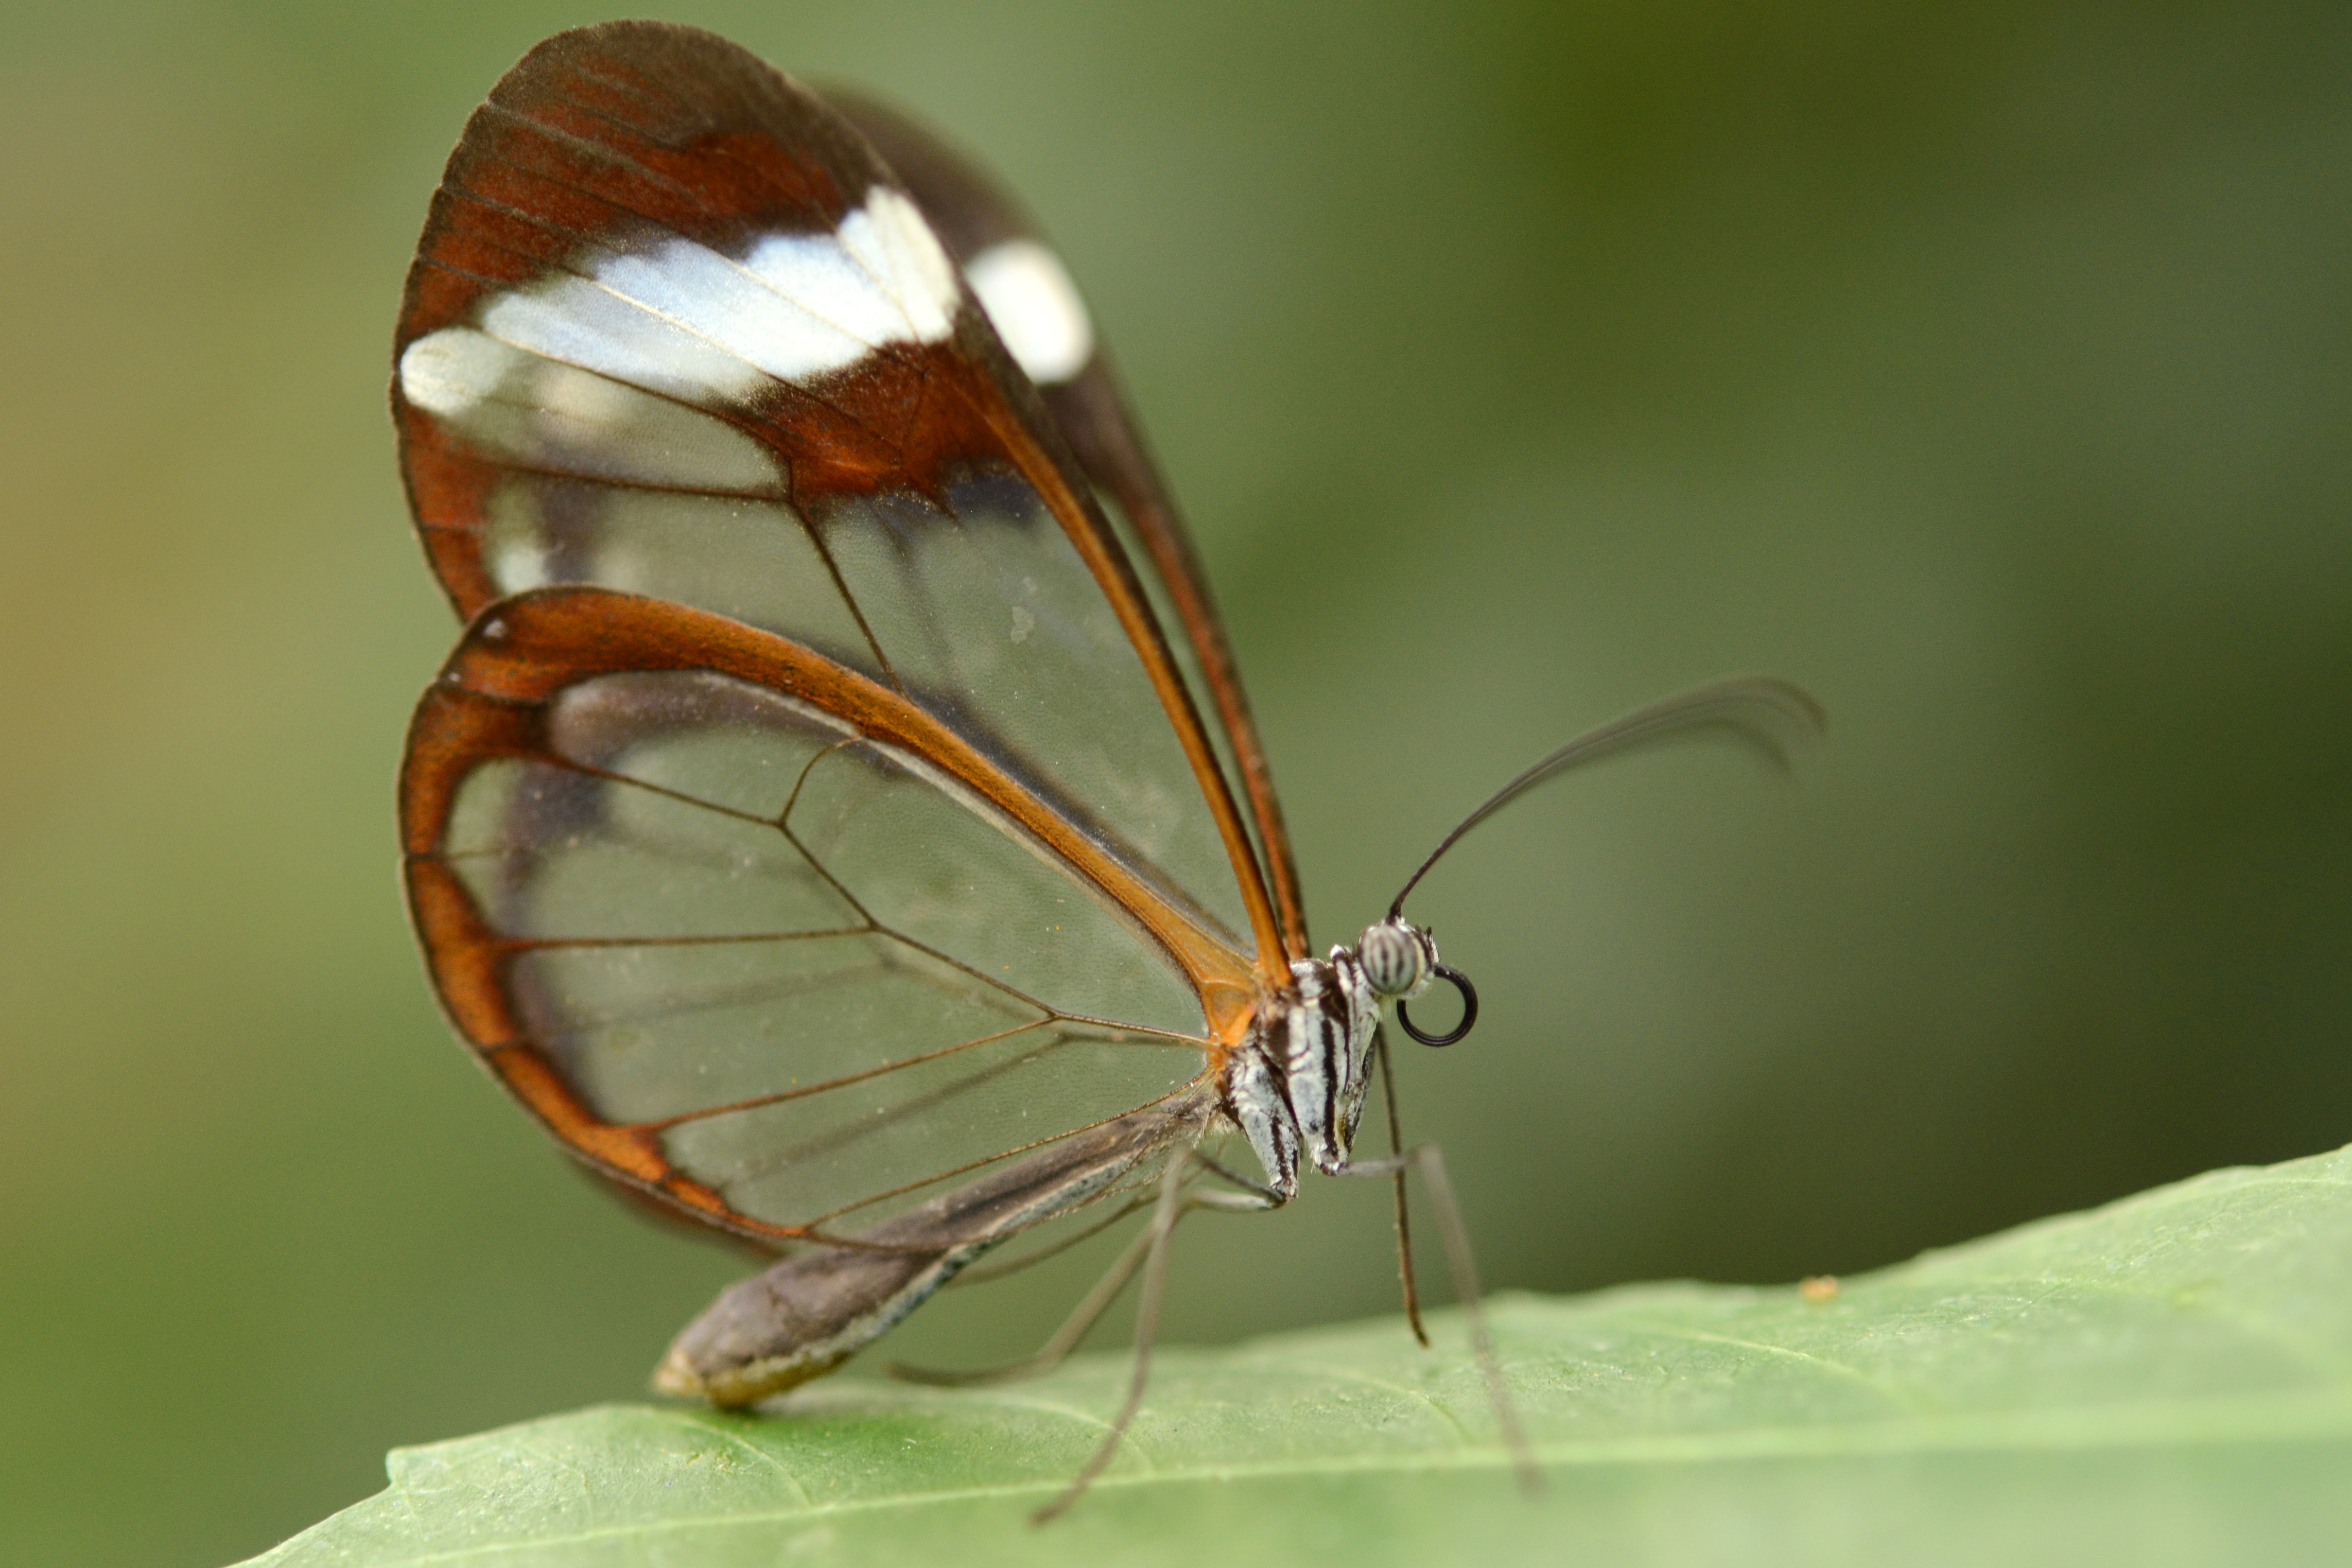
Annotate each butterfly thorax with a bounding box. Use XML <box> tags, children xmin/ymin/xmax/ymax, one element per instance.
<box><xmin>1221</xmin><ymin>918</ymin><xmax>1439</xmax><ymax>1201</ymax></box>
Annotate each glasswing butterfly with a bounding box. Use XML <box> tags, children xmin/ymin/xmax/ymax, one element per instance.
<box><xmin>393</xmin><ymin>21</ymin><xmax>1819</xmax><ymax>1520</ymax></box>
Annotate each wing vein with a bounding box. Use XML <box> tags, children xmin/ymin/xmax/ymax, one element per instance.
<box><xmin>473</xmin><ymin>99</ymin><xmax>708</xmax><ymax>207</ymax></box>
<box><xmin>795</xmin><ymin>1081</ymin><xmax>1210</xmax><ymax>1233</ymax></box>
<box><xmin>634</xmin><ymin>1017</ymin><xmax>1055</xmax><ymax>1131</ymax></box>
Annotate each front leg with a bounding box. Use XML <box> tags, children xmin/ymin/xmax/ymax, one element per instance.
<box><xmin>1221</xmin><ymin>1041</ymin><xmax>1301</xmax><ymax>1202</ymax></box>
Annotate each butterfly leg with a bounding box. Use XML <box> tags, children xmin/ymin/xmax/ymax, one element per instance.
<box><xmin>1372</xmin><ymin>1025</ymin><xmax>1430</xmax><ymax>1347</ymax></box>
<box><xmin>886</xmin><ymin>1209</ymin><xmax>1158</xmax><ymax>1388</ymax></box>
<box><xmin>887</xmin><ymin>1154</ymin><xmax>1278</xmax><ymax>1389</ymax></box>
<box><xmin>1030</xmin><ymin>1148</ymin><xmax>1204</xmax><ymax>1525</ymax></box>
<box><xmin>1330</xmin><ymin>1140</ymin><xmax>1541</xmax><ymax>1493</ymax></box>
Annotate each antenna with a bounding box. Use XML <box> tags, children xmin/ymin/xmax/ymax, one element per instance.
<box><xmin>1389</xmin><ymin>676</ymin><xmax>1824</xmax><ymax>918</ymax></box>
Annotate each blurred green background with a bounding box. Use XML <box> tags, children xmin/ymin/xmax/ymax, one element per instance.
<box><xmin>2</xmin><ymin>2</ymin><xmax>2346</xmax><ymax>1562</ymax></box>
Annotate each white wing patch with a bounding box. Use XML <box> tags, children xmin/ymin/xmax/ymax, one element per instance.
<box><xmin>398</xmin><ymin>185</ymin><xmax>964</xmax><ymax>491</ymax></box>
<box><xmin>402</xmin><ymin>184</ymin><xmax>960</xmax><ymax>407</ymax></box>
<box><xmin>830</xmin><ymin>185</ymin><xmax>961</xmax><ymax>345</ymax></box>
<box><xmin>964</xmin><ymin>240</ymin><xmax>1094</xmax><ymax>386</ymax></box>
<box><xmin>398</xmin><ymin>327</ymin><xmax>782</xmax><ymax>492</ymax></box>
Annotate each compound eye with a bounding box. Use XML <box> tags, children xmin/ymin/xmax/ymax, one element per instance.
<box><xmin>1358</xmin><ymin>919</ymin><xmax>1428</xmax><ymax>998</ymax></box>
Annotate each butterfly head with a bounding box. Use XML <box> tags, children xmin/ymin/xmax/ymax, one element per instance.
<box><xmin>1354</xmin><ymin>917</ymin><xmax>1477</xmax><ymax>1049</ymax></box>
<box><xmin>1357</xmin><ymin>917</ymin><xmax>1436</xmax><ymax>1001</ymax></box>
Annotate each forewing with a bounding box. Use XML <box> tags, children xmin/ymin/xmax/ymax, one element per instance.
<box><xmin>391</xmin><ymin>21</ymin><xmax>1282</xmax><ymax>969</ymax></box>
<box><xmin>832</xmin><ymin>93</ymin><xmax>1309</xmax><ymax>958</ymax></box>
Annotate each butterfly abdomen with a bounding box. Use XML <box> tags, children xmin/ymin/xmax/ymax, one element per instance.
<box><xmin>656</xmin><ymin>1092</ymin><xmax>1217</xmax><ymax>1406</ymax></box>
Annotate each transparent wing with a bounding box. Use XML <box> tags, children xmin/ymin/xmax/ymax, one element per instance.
<box><xmin>829</xmin><ymin>92</ymin><xmax>1309</xmax><ymax>957</ymax></box>
<box><xmin>391</xmin><ymin>21</ymin><xmax>1283</xmax><ymax>968</ymax></box>
<box><xmin>401</xmin><ymin>588</ymin><xmax>1257</xmax><ymax>1243</ymax></box>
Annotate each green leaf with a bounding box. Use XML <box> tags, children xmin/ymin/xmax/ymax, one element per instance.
<box><xmin>244</xmin><ymin>1146</ymin><xmax>2352</xmax><ymax>1567</ymax></box>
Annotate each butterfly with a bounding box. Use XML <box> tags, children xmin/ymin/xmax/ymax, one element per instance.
<box><xmin>392</xmin><ymin>21</ymin><xmax>1820</xmax><ymax>1520</ymax></box>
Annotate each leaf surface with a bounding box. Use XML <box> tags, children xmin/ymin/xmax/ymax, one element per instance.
<box><xmin>243</xmin><ymin>1145</ymin><xmax>2352</xmax><ymax>1566</ymax></box>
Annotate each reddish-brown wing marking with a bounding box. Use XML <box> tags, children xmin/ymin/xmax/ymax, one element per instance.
<box><xmin>830</xmin><ymin>95</ymin><xmax>1309</xmax><ymax>961</ymax></box>
<box><xmin>390</xmin><ymin>21</ymin><xmax>1283</xmax><ymax>1248</ymax></box>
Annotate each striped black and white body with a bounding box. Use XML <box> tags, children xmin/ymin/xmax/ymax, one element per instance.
<box><xmin>1223</xmin><ymin>917</ymin><xmax>1442</xmax><ymax>1201</ymax></box>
